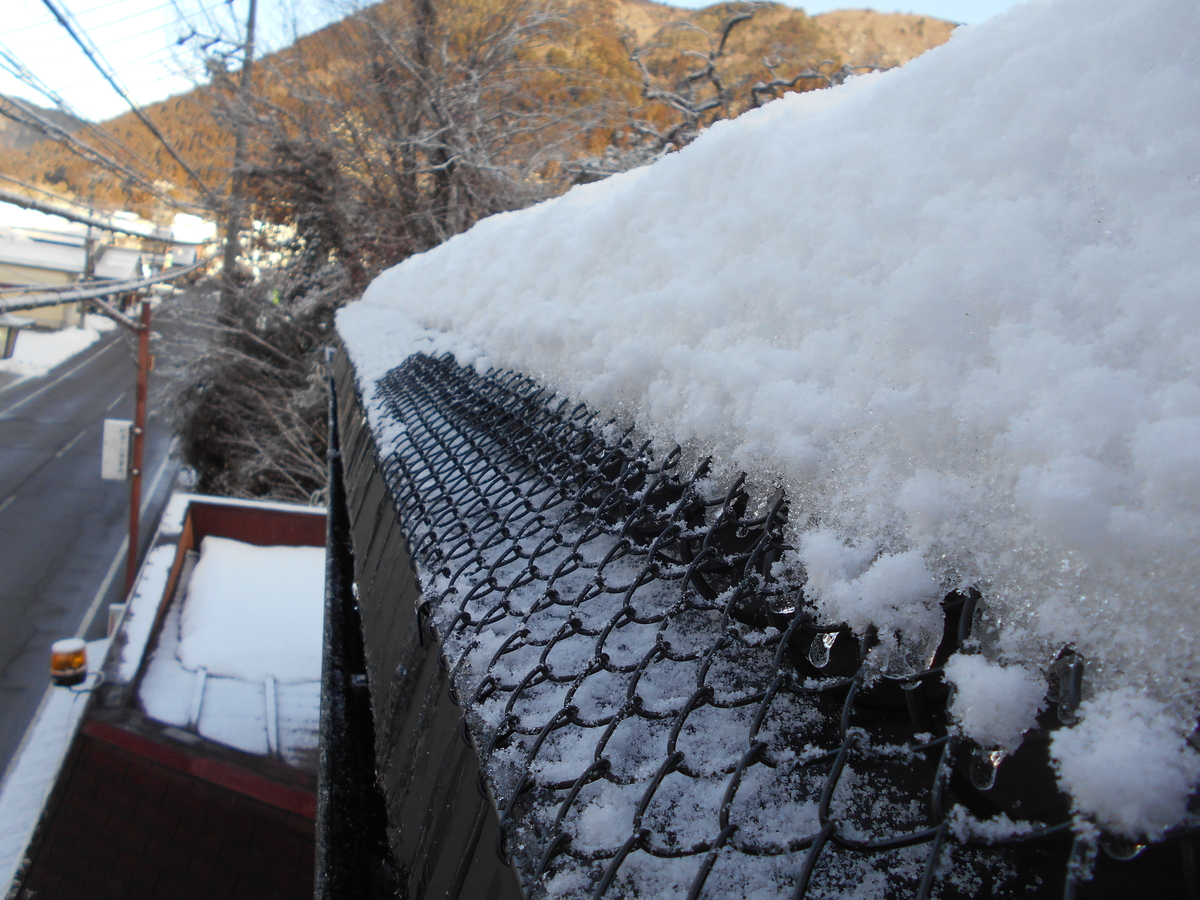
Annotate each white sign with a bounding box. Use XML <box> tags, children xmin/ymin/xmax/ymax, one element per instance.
<box><xmin>101</xmin><ymin>419</ymin><xmax>132</xmax><ymax>481</ymax></box>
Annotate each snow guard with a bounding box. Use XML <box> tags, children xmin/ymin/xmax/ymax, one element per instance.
<box><xmin>321</xmin><ymin>348</ymin><xmax>1199</xmax><ymax>899</ymax></box>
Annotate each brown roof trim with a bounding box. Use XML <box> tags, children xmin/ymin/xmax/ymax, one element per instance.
<box><xmin>84</xmin><ymin>718</ymin><xmax>317</xmax><ymax>819</ymax></box>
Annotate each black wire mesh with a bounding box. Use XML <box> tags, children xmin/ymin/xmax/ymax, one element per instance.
<box><xmin>363</xmin><ymin>352</ymin><xmax>1177</xmax><ymax>900</ymax></box>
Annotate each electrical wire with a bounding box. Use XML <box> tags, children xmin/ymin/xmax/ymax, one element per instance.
<box><xmin>0</xmin><ymin>95</ymin><xmax>205</xmax><ymax>214</ymax></box>
<box><xmin>39</xmin><ymin>0</ymin><xmax>221</xmax><ymax>207</ymax></box>
<box><xmin>0</xmin><ymin>41</ymin><xmax>191</xmax><ymax>203</ymax></box>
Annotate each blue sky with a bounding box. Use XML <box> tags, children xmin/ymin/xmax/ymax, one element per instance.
<box><xmin>1</xmin><ymin>0</ymin><xmax>1029</xmax><ymax>122</ymax></box>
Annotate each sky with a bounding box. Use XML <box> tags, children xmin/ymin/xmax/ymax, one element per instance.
<box><xmin>0</xmin><ymin>0</ymin><xmax>1027</xmax><ymax>124</ymax></box>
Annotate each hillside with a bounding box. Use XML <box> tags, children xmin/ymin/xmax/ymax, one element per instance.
<box><xmin>814</xmin><ymin>8</ymin><xmax>957</xmax><ymax>65</ymax></box>
<box><xmin>0</xmin><ymin>96</ymin><xmax>85</xmax><ymax>153</ymax></box>
<box><xmin>0</xmin><ymin>0</ymin><xmax>955</xmax><ymax>218</ymax></box>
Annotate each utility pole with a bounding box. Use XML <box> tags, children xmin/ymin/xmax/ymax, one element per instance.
<box><xmin>92</xmin><ymin>292</ymin><xmax>153</xmax><ymax>594</ymax></box>
<box><xmin>127</xmin><ymin>298</ymin><xmax>151</xmax><ymax>593</ymax></box>
<box><xmin>220</xmin><ymin>0</ymin><xmax>258</xmax><ymax>312</ymax></box>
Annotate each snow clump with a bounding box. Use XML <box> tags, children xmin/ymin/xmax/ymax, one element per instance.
<box><xmin>944</xmin><ymin>654</ymin><xmax>1046</xmax><ymax>751</ymax></box>
<box><xmin>1051</xmin><ymin>689</ymin><xmax>1200</xmax><ymax>839</ymax></box>
<box><xmin>178</xmin><ymin>536</ymin><xmax>326</xmax><ymax>683</ymax></box>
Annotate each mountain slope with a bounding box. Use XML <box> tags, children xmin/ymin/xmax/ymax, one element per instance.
<box><xmin>0</xmin><ymin>1</ymin><xmax>954</xmax><ymax>217</ymax></box>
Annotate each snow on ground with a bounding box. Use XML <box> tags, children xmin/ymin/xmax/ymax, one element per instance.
<box><xmin>339</xmin><ymin>0</ymin><xmax>1200</xmax><ymax>836</ymax></box>
<box><xmin>0</xmin><ymin>640</ymin><xmax>107</xmax><ymax>893</ymax></box>
<box><xmin>0</xmin><ymin>314</ymin><xmax>116</xmax><ymax>379</ymax></box>
<box><xmin>178</xmin><ymin>536</ymin><xmax>326</xmax><ymax>683</ymax></box>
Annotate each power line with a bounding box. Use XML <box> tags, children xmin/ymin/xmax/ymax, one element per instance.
<box><xmin>0</xmin><ymin>41</ymin><xmax>188</xmax><ymax>197</ymax></box>
<box><xmin>54</xmin><ymin>48</ymin><xmax>189</xmax><ymax>90</ymax></box>
<box><xmin>0</xmin><ymin>185</ymin><xmax>216</xmax><ymax>244</ymax></box>
<box><xmin>0</xmin><ymin>255</ymin><xmax>211</xmax><ymax>314</ymax></box>
<box><xmin>1</xmin><ymin>28</ymin><xmax>178</xmax><ymax>153</ymax></box>
<box><xmin>39</xmin><ymin>0</ymin><xmax>221</xmax><ymax>208</ymax></box>
<box><xmin>19</xmin><ymin>0</ymin><xmax>229</xmax><ymax>52</ymax></box>
<box><xmin>1</xmin><ymin>0</ymin><xmax>129</xmax><ymax>35</ymax></box>
<box><xmin>0</xmin><ymin>95</ymin><xmax>204</xmax><ymax>214</ymax></box>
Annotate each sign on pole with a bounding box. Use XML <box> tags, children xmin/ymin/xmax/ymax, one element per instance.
<box><xmin>101</xmin><ymin>419</ymin><xmax>132</xmax><ymax>481</ymax></box>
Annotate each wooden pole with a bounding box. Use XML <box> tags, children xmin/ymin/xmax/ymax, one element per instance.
<box><xmin>126</xmin><ymin>298</ymin><xmax>151</xmax><ymax>594</ymax></box>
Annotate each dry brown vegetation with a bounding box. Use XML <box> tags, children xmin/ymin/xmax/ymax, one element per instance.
<box><xmin>0</xmin><ymin>0</ymin><xmax>953</xmax><ymax>219</ymax></box>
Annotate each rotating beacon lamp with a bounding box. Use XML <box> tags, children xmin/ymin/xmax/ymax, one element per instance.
<box><xmin>49</xmin><ymin>638</ymin><xmax>87</xmax><ymax>687</ymax></box>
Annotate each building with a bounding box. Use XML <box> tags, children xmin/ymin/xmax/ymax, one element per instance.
<box><xmin>4</xmin><ymin>495</ymin><xmax>325</xmax><ymax>900</ymax></box>
<box><xmin>0</xmin><ymin>236</ymin><xmax>86</xmax><ymax>329</ymax></box>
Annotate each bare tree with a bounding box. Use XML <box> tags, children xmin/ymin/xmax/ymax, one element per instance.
<box><xmin>568</xmin><ymin>4</ymin><xmax>869</xmax><ymax>183</ymax></box>
<box><xmin>750</xmin><ymin>58</ymin><xmax>892</xmax><ymax>107</ymax></box>
<box><xmin>170</xmin><ymin>0</ymin><xmax>600</xmax><ymax>501</ymax></box>
<box><xmin>232</xmin><ymin>0</ymin><xmax>597</xmax><ymax>282</ymax></box>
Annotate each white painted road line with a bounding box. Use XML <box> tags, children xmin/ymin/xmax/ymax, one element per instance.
<box><xmin>0</xmin><ymin>339</ymin><xmax>119</xmax><ymax>420</ymax></box>
<box><xmin>52</xmin><ymin>427</ymin><xmax>88</xmax><ymax>460</ymax></box>
<box><xmin>105</xmin><ymin>390</ymin><xmax>127</xmax><ymax>412</ymax></box>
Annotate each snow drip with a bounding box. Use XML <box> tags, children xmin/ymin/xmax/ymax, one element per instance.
<box><xmin>339</xmin><ymin>0</ymin><xmax>1200</xmax><ymax>844</ymax></box>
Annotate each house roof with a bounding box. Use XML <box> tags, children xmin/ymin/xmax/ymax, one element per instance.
<box><xmin>93</xmin><ymin>246</ymin><xmax>141</xmax><ymax>281</ymax></box>
<box><xmin>115</xmin><ymin>494</ymin><xmax>326</xmax><ymax>773</ymax></box>
<box><xmin>0</xmin><ymin>238</ymin><xmax>85</xmax><ymax>274</ymax></box>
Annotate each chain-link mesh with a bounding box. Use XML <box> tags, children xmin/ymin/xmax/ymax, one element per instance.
<box><xmin>363</xmin><ymin>352</ymin><xmax>1167</xmax><ymax>900</ymax></box>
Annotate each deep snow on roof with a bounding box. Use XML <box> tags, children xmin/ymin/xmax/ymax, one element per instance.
<box><xmin>338</xmin><ymin>0</ymin><xmax>1200</xmax><ymax>837</ymax></box>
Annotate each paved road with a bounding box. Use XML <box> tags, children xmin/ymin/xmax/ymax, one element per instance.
<box><xmin>0</xmin><ymin>320</ymin><xmax>181</xmax><ymax>779</ymax></box>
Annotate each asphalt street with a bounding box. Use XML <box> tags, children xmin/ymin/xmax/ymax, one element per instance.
<box><xmin>0</xmin><ymin>317</ymin><xmax>181</xmax><ymax>780</ymax></box>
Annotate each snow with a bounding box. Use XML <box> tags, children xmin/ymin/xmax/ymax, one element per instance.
<box><xmin>138</xmin><ymin>532</ymin><xmax>322</xmax><ymax>765</ymax></box>
<box><xmin>114</xmin><ymin>543</ymin><xmax>177</xmax><ymax>682</ymax></box>
<box><xmin>0</xmin><ymin>204</ymin><xmax>89</xmax><ymax>238</ymax></box>
<box><xmin>178</xmin><ymin>536</ymin><xmax>326</xmax><ymax>683</ymax></box>
<box><xmin>114</xmin><ymin>492</ymin><xmax>323</xmax><ymax>684</ymax></box>
<box><xmin>0</xmin><ymin>315</ymin><xmax>115</xmax><ymax>379</ymax></box>
<box><xmin>1051</xmin><ymin>689</ymin><xmax>1200</xmax><ymax>839</ymax></box>
<box><xmin>944</xmin><ymin>654</ymin><xmax>1045</xmax><ymax>751</ymax></box>
<box><xmin>338</xmin><ymin>0</ymin><xmax>1200</xmax><ymax>841</ymax></box>
<box><xmin>0</xmin><ymin>640</ymin><xmax>107</xmax><ymax>894</ymax></box>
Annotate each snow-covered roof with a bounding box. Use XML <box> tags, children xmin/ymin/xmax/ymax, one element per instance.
<box><xmin>115</xmin><ymin>494</ymin><xmax>326</xmax><ymax>768</ymax></box>
<box><xmin>339</xmin><ymin>0</ymin><xmax>1199</xmax><ymax>854</ymax></box>
<box><xmin>93</xmin><ymin>246</ymin><xmax>141</xmax><ymax>281</ymax></box>
<box><xmin>0</xmin><ymin>237</ymin><xmax>85</xmax><ymax>274</ymax></box>
<box><xmin>138</xmin><ymin>536</ymin><xmax>324</xmax><ymax>765</ymax></box>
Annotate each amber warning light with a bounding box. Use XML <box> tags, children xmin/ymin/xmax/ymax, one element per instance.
<box><xmin>50</xmin><ymin>638</ymin><xmax>87</xmax><ymax>687</ymax></box>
